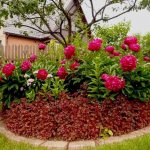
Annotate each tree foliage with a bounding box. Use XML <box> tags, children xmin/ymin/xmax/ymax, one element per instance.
<box><xmin>94</xmin><ymin>22</ymin><xmax>130</xmax><ymax>46</ymax></box>
<box><xmin>0</xmin><ymin>0</ymin><xmax>147</xmax><ymax>46</ymax></box>
<box><xmin>140</xmin><ymin>0</ymin><xmax>150</xmax><ymax>10</ymax></box>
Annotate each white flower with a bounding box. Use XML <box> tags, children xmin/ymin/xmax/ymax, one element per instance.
<box><xmin>33</xmin><ymin>70</ymin><xmax>38</xmax><ymax>74</ymax></box>
<box><xmin>47</xmin><ymin>74</ymin><xmax>53</xmax><ymax>78</ymax></box>
<box><xmin>24</xmin><ymin>74</ymin><xmax>30</xmax><ymax>78</ymax></box>
<box><xmin>27</xmin><ymin>78</ymin><xmax>34</xmax><ymax>86</ymax></box>
<box><xmin>20</xmin><ymin>87</ymin><xmax>24</xmax><ymax>91</ymax></box>
<box><xmin>27</xmin><ymin>78</ymin><xmax>34</xmax><ymax>83</ymax></box>
<box><xmin>27</xmin><ymin>82</ymin><xmax>31</xmax><ymax>86</ymax></box>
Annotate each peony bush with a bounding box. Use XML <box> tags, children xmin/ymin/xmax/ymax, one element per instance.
<box><xmin>0</xmin><ymin>35</ymin><xmax>150</xmax><ymax>141</ymax></box>
<box><xmin>0</xmin><ymin>36</ymin><xmax>150</xmax><ymax>106</ymax></box>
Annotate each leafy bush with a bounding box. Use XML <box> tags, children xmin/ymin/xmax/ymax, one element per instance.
<box><xmin>0</xmin><ymin>50</ymin><xmax>59</xmax><ymax>107</ymax></box>
<box><xmin>67</xmin><ymin>36</ymin><xmax>149</xmax><ymax>102</ymax></box>
<box><xmin>76</xmin><ymin>36</ymin><xmax>150</xmax><ymax>102</ymax></box>
<box><xmin>122</xmin><ymin>65</ymin><xmax>150</xmax><ymax>101</ymax></box>
<box><xmin>94</xmin><ymin>22</ymin><xmax>130</xmax><ymax>47</ymax></box>
<box><xmin>0</xmin><ymin>33</ymin><xmax>150</xmax><ymax>107</ymax></box>
<box><xmin>135</xmin><ymin>33</ymin><xmax>150</xmax><ymax>57</ymax></box>
<box><xmin>76</xmin><ymin>51</ymin><xmax>121</xmax><ymax>100</ymax></box>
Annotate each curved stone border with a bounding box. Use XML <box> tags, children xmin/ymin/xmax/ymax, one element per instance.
<box><xmin>96</xmin><ymin>126</ymin><xmax>150</xmax><ymax>146</ymax></box>
<box><xmin>0</xmin><ymin>117</ymin><xmax>150</xmax><ymax>150</ymax></box>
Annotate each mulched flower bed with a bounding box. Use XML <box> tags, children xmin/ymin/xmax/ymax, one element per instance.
<box><xmin>100</xmin><ymin>95</ymin><xmax>150</xmax><ymax>135</ymax></box>
<box><xmin>2</xmin><ymin>92</ymin><xmax>101</xmax><ymax>141</ymax></box>
<box><xmin>1</xmin><ymin>93</ymin><xmax>150</xmax><ymax>141</ymax></box>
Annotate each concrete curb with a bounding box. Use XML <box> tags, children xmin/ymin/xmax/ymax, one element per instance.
<box><xmin>96</xmin><ymin>126</ymin><xmax>150</xmax><ymax>146</ymax></box>
<box><xmin>0</xmin><ymin>119</ymin><xmax>150</xmax><ymax>150</ymax></box>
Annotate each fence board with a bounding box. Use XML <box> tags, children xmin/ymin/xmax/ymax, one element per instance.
<box><xmin>1</xmin><ymin>45</ymin><xmax>39</xmax><ymax>60</ymax></box>
<box><xmin>0</xmin><ymin>44</ymin><xmax>62</xmax><ymax>61</ymax></box>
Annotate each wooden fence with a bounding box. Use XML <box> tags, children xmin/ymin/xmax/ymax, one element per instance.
<box><xmin>0</xmin><ymin>45</ymin><xmax>39</xmax><ymax>60</ymax></box>
<box><xmin>0</xmin><ymin>43</ymin><xmax>63</xmax><ymax>61</ymax></box>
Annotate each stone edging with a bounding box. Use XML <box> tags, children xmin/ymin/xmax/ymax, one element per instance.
<box><xmin>0</xmin><ymin>118</ymin><xmax>150</xmax><ymax>150</ymax></box>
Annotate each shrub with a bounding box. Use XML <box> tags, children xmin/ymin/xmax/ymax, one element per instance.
<box><xmin>94</xmin><ymin>22</ymin><xmax>130</xmax><ymax>47</ymax></box>
<box><xmin>0</xmin><ymin>53</ymin><xmax>58</xmax><ymax>107</ymax></box>
<box><xmin>0</xmin><ymin>33</ymin><xmax>150</xmax><ymax>107</ymax></box>
<box><xmin>122</xmin><ymin>65</ymin><xmax>150</xmax><ymax>102</ymax></box>
<box><xmin>136</xmin><ymin>33</ymin><xmax>150</xmax><ymax>57</ymax></box>
<box><xmin>71</xmin><ymin>36</ymin><xmax>150</xmax><ymax>102</ymax></box>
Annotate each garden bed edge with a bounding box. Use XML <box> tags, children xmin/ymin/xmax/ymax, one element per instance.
<box><xmin>0</xmin><ymin>117</ymin><xmax>150</xmax><ymax>150</ymax></box>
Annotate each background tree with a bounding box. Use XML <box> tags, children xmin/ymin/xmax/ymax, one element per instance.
<box><xmin>0</xmin><ymin>0</ymin><xmax>147</xmax><ymax>46</ymax></box>
<box><xmin>139</xmin><ymin>0</ymin><xmax>150</xmax><ymax>10</ymax></box>
<box><xmin>94</xmin><ymin>22</ymin><xmax>130</xmax><ymax>46</ymax></box>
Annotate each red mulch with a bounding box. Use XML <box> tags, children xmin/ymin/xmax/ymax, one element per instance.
<box><xmin>2</xmin><ymin>93</ymin><xmax>150</xmax><ymax>141</ymax></box>
<box><xmin>2</xmin><ymin>92</ymin><xmax>101</xmax><ymax>141</ymax></box>
<box><xmin>100</xmin><ymin>95</ymin><xmax>150</xmax><ymax>135</ymax></box>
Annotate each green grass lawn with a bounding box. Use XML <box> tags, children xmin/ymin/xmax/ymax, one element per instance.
<box><xmin>0</xmin><ymin>132</ymin><xmax>150</xmax><ymax>150</ymax></box>
<box><xmin>89</xmin><ymin>134</ymin><xmax>150</xmax><ymax>150</ymax></box>
<box><xmin>0</xmin><ymin>133</ymin><xmax>47</xmax><ymax>150</ymax></box>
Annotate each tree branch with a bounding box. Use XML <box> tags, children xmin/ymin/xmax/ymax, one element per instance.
<box><xmin>87</xmin><ymin>0</ymin><xmax>137</xmax><ymax>28</ymax></box>
<box><xmin>89</xmin><ymin>0</ymin><xmax>95</xmax><ymax>20</ymax></box>
<box><xmin>35</xmin><ymin>7</ymin><xmax>66</xmax><ymax>46</ymax></box>
<box><xmin>58</xmin><ymin>0</ymin><xmax>72</xmax><ymax>44</ymax></box>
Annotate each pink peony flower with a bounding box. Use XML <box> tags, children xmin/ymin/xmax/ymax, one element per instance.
<box><xmin>104</xmin><ymin>75</ymin><xmax>125</xmax><ymax>92</ymax></box>
<box><xmin>124</xmin><ymin>36</ymin><xmax>138</xmax><ymax>45</ymax></box>
<box><xmin>120</xmin><ymin>55</ymin><xmax>137</xmax><ymax>72</ymax></box>
<box><xmin>143</xmin><ymin>56</ymin><xmax>150</xmax><ymax>62</ymax></box>
<box><xmin>101</xmin><ymin>74</ymin><xmax>110</xmax><ymax>81</ymax></box>
<box><xmin>88</xmin><ymin>38</ymin><xmax>102</xmax><ymax>51</ymax></box>
<box><xmin>57</xmin><ymin>66</ymin><xmax>68</xmax><ymax>79</ymax></box>
<box><xmin>121</xmin><ymin>43</ymin><xmax>128</xmax><ymax>50</ymax></box>
<box><xmin>93</xmin><ymin>38</ymin><xmax>103</xmax><ymax>44</ymax></box>
<box><xmin>37</xmin><ymin>69</ymin><xmax>48</xmax><ymax>80</ymax></box>
<box><xmin>39</xmin><ymin>43</ymin><xmax>46</xmax><ymax>50</ymax></box>
<box><xmin>113</xmin><ymin>51</ymin><xmax>120</xmax><ymax>56</ymax></box>
<box><xmin>70</xmin><ymin>61</ymin><xmax>80</xmax><ymax>70</ymax></box>
<box><xmin>21</xmin><ymin>60</ymin><xmax>31</xmax><ymax>72</ymax></box>
<box><xmin>64</xmin><ymin>45</ymin><xmax>75</xmax><ymax>59</ymax></box>
<box><xmin>2</xmin><ymin>63</ymin><xmax>15</xmax><ymax>77</ymax></box>
<box><xmin>129</xmin><ymin>43</ymin><xmax>140</xmax><ymax>52</ymax></box>
<box><xmin>29</xmin><ymin>54</ymin><xmax>37</xmax><ymax>63</ymax></box>
<box><xmin>105</xmin><ymin>46</ymin><xmax>115</xmax><ymax>53</ymax></box>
